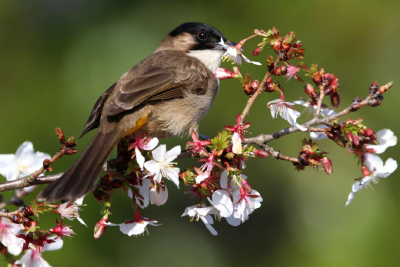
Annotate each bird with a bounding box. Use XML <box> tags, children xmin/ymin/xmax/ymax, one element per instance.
<box><xmin>38</xmin><ymin>22</ymin><xmax>236</xmax><ymax>203</ymax></box>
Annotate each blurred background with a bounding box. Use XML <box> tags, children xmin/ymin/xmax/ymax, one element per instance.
<box><xmin>0</xmin><ymin>0</ymin><xmax>399</xmax><ymax>266</ymax></box>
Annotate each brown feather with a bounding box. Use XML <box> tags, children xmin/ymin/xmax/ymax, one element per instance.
<box><xmin>39</xmin><ymin>50</ymin><xmax>219</xmax><ymax>203</ymax></box>
<box><xmin>37</xmin><ymin>129</ymin><xmax>123</xmax><ymax>203</ymax></box>
<box><xmin>79</xmin><ymin>83</ymin><xmax>116</xmax><ymax>138</ymax></box>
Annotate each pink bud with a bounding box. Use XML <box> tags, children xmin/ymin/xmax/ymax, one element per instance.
<box><xmin>241</xmin><ymin>179</ymin><xmax>252</xmax><ymax>194</ymax></box>
<box><xmin>321</xmin><ymin>157</ymin><xmax>333</xmax><ymax>174</ymax></box>
<box><xmin>330</xmin><ymin>93</ymin><xmax>340</xmax><ymax>109</ymax></box>
<box><xmin>251</xmin><ymin>80</ymin><xmax>259</xmax><ymax>90</ymax></box>
<box><xmin>253</xmin><ymin>47</ymin><xmax>262</xmax><ymax>56</ymax></box>
<box><xmin>253</xmin><ymin>149</ymin><xmax>269</xmax><ymax>158</ymax></box>
<box><xmin>94</xmin><ymin>216</ymin><xmax>108</xmax><ymax>239</ymax></box>
<box><xmin>214</xmin><ymin>68</ymin><xmax>234</xmax><ymax>79</ymax></box>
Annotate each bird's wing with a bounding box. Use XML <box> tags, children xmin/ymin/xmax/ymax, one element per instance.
<box><xmin>104</xmin><ymin>55</ymin><xmax>210</xmax><ymax>117</ymax></box>
<box><xmin>79</xmin><ymin>82</ymin><xmax>116</xmax><ymax>138</ymax></box>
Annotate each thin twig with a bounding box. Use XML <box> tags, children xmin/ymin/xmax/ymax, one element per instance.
<box><xmin>245</xmin><ymin>89</ymin><xmax>378</xmax><ymax>147</ymax></box>
<box><xmin>314</xmin><ymin>84</ymin><xmax>325</xmax><ymax>119</ymax></box>
<box><xmin>240</xmin><ymin>56</ymin><xmax>282</xmax><ymax>124</ymax></box>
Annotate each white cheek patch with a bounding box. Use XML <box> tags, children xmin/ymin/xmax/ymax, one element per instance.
<box><xmin>187</xmin><ymin>49</ymin><xmax>224</xmax><ymax>73</ymax></box>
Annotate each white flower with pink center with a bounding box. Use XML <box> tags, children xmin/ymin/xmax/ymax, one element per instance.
<box><xmin>218</xmin><ymin>38</ymin><xmax>261</xmax><ymax>66</ymax></box>
<box><xmin>144</xmin><ymin>145</ymin><xmax>181</xmax><ymax>188</ymax></box>
<box><xmin>346</xmin><ymin>154</ymin><xmax>397</xmax><ymax>206</ymax></box>
<box><xmin>181</xmin><ymin>205</ymin><xmax>218</xmax><ymax>236</ymax></box>
<box><xmin>0</xmin><ymin>217</ymin><xmax>24</xmax><ymax>256</ymax></box>
<box><xmin>107</xmin><ymin>218</ymin><xmax>160</xmax><ymax>237</ymax></box>
<box><xmin>268</xmin><ymin>98</ymin><xmax>307</xmax><ymax>131</ymax></box>
<box><xmin>57</xmin><ymin>197</ymin><xmax>86</xmax><ymax>226</ymax></box>
<box><xmin>128</xmin><ymin>134</ymin><xmax>159</xmax><ymax>170</ymax></box>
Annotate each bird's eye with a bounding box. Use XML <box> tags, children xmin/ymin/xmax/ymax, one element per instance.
<box><xmin>197</xmin><ymin>31</ymin><xmax>208</xmax><ymax>41</ymax></box>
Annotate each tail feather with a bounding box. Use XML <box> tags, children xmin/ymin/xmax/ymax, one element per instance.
<box><xmin>38</xmin><ymin>130</ymin><xmax>122</xmax><ymax>203</ymax></box>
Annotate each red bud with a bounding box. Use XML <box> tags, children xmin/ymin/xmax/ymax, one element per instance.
<box><xmin>253</xmin><ymin>47</ymin><xmax>262</xmax><ymax>56</ymax></box>
<box><xmin>253</xmin><ymin>149</ymin><xmax>269</xmax><ymax>158</ymax></box>
<box><xmin>94</xmin><ymin>216</ymin><xmax>108</xmax><ymax>239</ymax></box>
<box><xmin>321</xmin><ymin>157</ymin><xmax>333</xmax><ymax>174</ymax></box>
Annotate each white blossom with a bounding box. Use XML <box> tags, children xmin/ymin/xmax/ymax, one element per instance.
<box><xmin>57</xmin><ymin>197</ymin><xmax>86</xmax><ymax>226</ymax></box>
<box><xmin>346</xmin><ymin>154</ymin><xmax>397</xmax><ymax>206</ymax></box>
<box><xmin>218</xmin><ymin>38</ymin><xmax>261</xmax><ymax>66</ymax></box>
<box><xmin>0</xmin><ymin>217</ymin><xmax>24</xmax><ymax>256</ymax></box>
<box><xmin>0</xmin><ymin>142</ymin><xmax>50</xmax><ymax>185</ymax></box>
<box><xmin>106</xmin><ymin>218</ymin><xmax>160</xmax><ymax>237</ymax></box>
<box><xmin>15</xmin><ymin>237</ymin><xmax>63</xmax><ymax>267</ymax></box>
<box><xmin>182</xmin><ymin>205</ymin><xmax>218</xmax><ymax>236</ymax></box>
<box><xmin>267</xmin><ymin>99</ymin><xmax>307</xmax><ymax>131</ymax></box>
<box><xmin>144</xmin><ymin>145</ymin><xmax>181</xmax><ymax>188</ymax></box>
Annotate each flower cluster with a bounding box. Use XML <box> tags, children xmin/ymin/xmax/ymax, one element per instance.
<box><xmin>0</xmin><ymin>25</ymin><xmax>397</xmax><ymax>266</ymax></box>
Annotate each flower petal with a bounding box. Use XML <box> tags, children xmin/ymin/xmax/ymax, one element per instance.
<box><xmin>375</xmin><ymin>158</ymin><xmax>397</xmax><ymax>178</ymax></box>
<box><xmin>364</xmin><ymin>153</ymin><xmax>384</xmax><ymax>172</ymax></box>
<box><xmin>165</xmin><ymin>145</ymin><xmax>181</xmax><ymax>163</ymax></box>
<box><xmin>345</xmin><ymin>192</ymin><xmax>355</xmax><ymax>206</ymax></box>
<box><xmin>150</xmin><ymin>185</ymin><xmax>168</xmax><ymax>206</ymax></box>
<box><xmin>366</xmin><ymin>129</ymin><xmax>397</xmax><ymax>154</ymax></box>
<box><xmin>199</xmin><ymin>216</ymin><xmax>218</xmax><ymax>236</ymax></box>
<box><xmin>143</xmin><ymin>137</ymin><xmax>159</xmax><ymax>151</ymax></box>
<box><xmin>15</xmin><ymin>141</ymin><xmax>35</xmax><ymax>162</ymax></box>
<box><xmin>211</xmin><ymin>190</ymin><xmax>233</xmax><ymax>218</ymax></box>
<box><xmin>220</xmin><ymin>169</ymin><xmax>228</xmax><ymax>189</ymax></box>
<box><xmin>164</xmin><ymin>167</ymin><xmax>180</xmax><ymax>188</ymax></box>
<box><xmin>119</xmin><ymin>221</ymin><xmax>146</xmax><ymax>236</ymax></box>
<box><xmin>44</xmin><ymin>236</ymin><xmax>64</xmax><ymax>251</ymax></box>
<box><xmin>135</xmin><ymin>147</ymin><xmax>145</xmax><ymax>170</ymax></box>
<box><xmin>226</xmin><ymin>213</ymin><xmax>242</xmax><ymax>226</ymax></box>
<box><xmin>144</xmin><ymin>160</ymin><xmax>161</xmax><ymax>183</ymax></box>
<box><xmin>135</xmin><ymin>179</ymin><xmax>150</xmax><ymax>208</ymax></box>
<box><xmin>232</xmin><ymin>132</ymin><xmax>242</xmax><ymax>154</ymax></box>
<box><xmin>0</xmin><ymin>154</ymin><xmax>19</xmax><ymax>181</ymax></box>
<box><xmin>152</xmin><ymin>145</ymin><xmax>166</xmax><ymax>162</ymax></box>
<box><xmin>241</xmin><ymin>54</ymin><xmax>262</xmax><ymax>66</ymax></box>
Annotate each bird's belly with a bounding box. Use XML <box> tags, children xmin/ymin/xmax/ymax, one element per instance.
<box><xmin>143</xmin><ymin>92</ymin><xmax>215</xmax><ymax>138</ymax></box>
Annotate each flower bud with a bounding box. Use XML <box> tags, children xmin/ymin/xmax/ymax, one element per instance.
<box><xmin>369</xmin><ymin>81</ymin><xmax>378</xmax><ymax>94</ymax></box>
<box><xmin>330</xmin><ymin>93</ymin><xmax>340</xmax><ymax>109</ymax></box>
<box><xmin>253</xmin><ymin>149</ymin><xmax>269</xmax><ymax>158</ymax></box>
<box><xmin>377</xmin><ymin>81</ymin><xmax>393</xmax><ymax>94</ymax></box>
<box><xmin>253</xmin><ymin>29</ymin><xmax>267</xmax><ymax>36</ymax></box>
<box><xmin>214</xmin><ymin>68</ymin><xmax>234</xmax><ymax>79</ymax></box>
<box><xmin>241</xmin><ymin>179</ymin><xmax>252</xmax><ymax>194</ymax></box>
<box><xmin>304</xmin><ymin>83</ymin><xmax>318</xmax><ymax>100</ymax></box>
<box><xmin>321</xmin><ymin>157</ymin><xmax>333</xmax><ymax>174</ymax></box>
<box><xmin>251</xmin><ymin>80</ymin><xmax>259</xmax><ymax>90</ymax></box>
<box><xmin>94</xmin><ymin>216</ymin><xmax>108</xmax><ymax>239</ymax></box>
<box><xmin>267</xmin><ymin>55</ymin><xmax>274</xmax><ymax>68</ymax></box>
<box><xmin>253</xmin><ymin>47</ymin><xmax>262</xmax><ymax>56</ymax></box>
<box><xmin>226</xmin><ymin>152</ymin><xmax>235</xmax><ymax>159</ymax></box>
<box><xmin>56</xmin><ymin>128</ymin><xmax>65</xmax><ymax>143</ymax></box>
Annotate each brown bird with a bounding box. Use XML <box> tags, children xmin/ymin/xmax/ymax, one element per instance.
<box><xmin>38</xmin><ymin>22</ymin><xmax>236</xmax><ymax>203</ymax></box>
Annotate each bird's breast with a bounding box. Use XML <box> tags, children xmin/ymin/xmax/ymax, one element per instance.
<box><xmin>142</xmin><ymin>84</ymin><xmax>218</xmax><ymax>138</ymax></box>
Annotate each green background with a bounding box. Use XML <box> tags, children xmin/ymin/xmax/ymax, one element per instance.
<box><xmin>0</xmin><ymin>0</ymin><xmax>399</xmax><ymax>266</ymax></box>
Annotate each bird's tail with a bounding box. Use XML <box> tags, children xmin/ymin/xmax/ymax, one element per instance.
<box><xmin>38</xmin><ymin>130</ymin><xmax>123</xmax><ymax>203</ymax></box>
